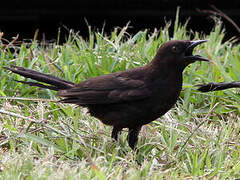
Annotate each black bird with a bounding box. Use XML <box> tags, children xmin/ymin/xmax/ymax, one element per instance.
<box><xmin>197</xmin><ymin>82</ymin><xmax>240</xmax><ymax>92</ymax></box>
<box><xmin>4</xmin><ymin>40</ymin><xmax>209</xmax><ymax>150</ymax></box>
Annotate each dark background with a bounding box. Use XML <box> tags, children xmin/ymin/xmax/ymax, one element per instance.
<box><xmin>1</xmin><ymin>0</ymin><xmax>240</xmax><ymax>41</ymax></box>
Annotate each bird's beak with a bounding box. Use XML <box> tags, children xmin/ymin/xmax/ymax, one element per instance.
<box><xmin>184</xmin><ymin>40</ymin><xmax>210</xmax><ymax>62</ymax></box>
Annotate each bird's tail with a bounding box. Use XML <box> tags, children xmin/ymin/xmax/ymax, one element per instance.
<box><xmin>3</xmin><ymin>65</ymin><xmax>75</xmax><ymax>91</ymax></box>
<box><xmin>197</xmin><ymin>82</ymin><xmax>240</xmax><ymax>92</ymax></box>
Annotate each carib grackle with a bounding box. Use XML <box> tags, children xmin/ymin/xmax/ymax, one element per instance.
<box><xmin>4</xmin><ymin>40</ymin><xmax>209</xmax><ymax>150</ymax></box>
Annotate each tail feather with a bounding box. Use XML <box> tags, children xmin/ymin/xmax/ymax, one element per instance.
<box><xmin>197</xmin><ymin>82</ymin><xmax>240</xmax><ymax>92</ymax></box>
<box><xmin>4</xmin><ymin>65</ymin><xmax>75</xmax><ymax>90</ymax></box>
<box><xmin>15</xmin><ymin>80</ymin><xmax>60</xmax><ymax>91</ymax></box>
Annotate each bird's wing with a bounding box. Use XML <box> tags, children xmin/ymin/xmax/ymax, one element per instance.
<box><xmin>57</xmin><ymin>73</ymin><xmax>151</xmax><ymax>104</ymax></box>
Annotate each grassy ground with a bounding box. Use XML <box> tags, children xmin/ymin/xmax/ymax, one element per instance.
<box><xmin>1</xmin><ymin>14</ymin><xmax>240</xmax><ymax>179</ymax></box>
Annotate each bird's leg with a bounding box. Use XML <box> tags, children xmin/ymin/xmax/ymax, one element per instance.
<box><xmin>127</xmin><ymin>126</ymin><xmax>142</xmax><ymax>150</ymax></box>
<box><xmin>111</xmin><ymin>126</ymin><xmax>123</xmax><ymax>141</ymax></box>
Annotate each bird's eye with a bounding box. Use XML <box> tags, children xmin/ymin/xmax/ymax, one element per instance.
<box><xmin>171</xmin><ymin>45</ymin><xmax>179</xmax><ymax>53</ymax></box>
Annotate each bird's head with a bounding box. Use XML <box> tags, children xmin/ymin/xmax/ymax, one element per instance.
<box><xmin>153</xmin><ymin>40</ymin><xmax>209</xmax><ymax>69</ymax></box>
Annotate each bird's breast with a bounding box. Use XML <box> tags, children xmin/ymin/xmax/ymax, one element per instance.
<box><xmin>144</xmin><ymin>77</ymin><xmax>182</xmax><ymax>117</ymax></box>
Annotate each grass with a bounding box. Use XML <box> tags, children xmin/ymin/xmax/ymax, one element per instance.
<box><xmin>1</xmin><ymin>12</ymin><xmax>240</xmax><ymax>179</ymax></box>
